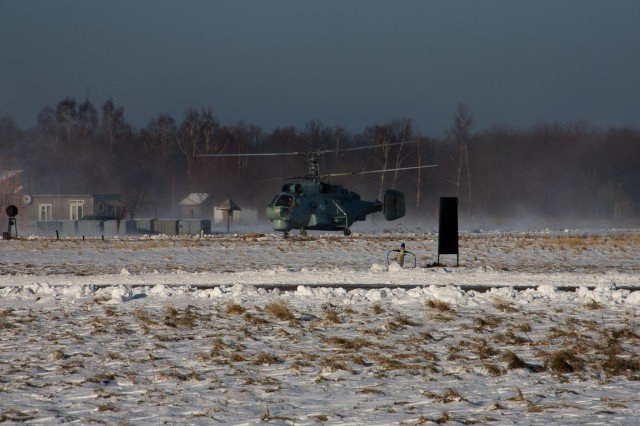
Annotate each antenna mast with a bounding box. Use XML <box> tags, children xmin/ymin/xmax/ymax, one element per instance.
<box><xmin>307</xmin><ymin>151</ymin><xmax>320</xmax><ymax>181</ymax></box>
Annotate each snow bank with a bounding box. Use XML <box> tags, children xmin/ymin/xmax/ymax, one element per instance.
<box><xmin>2</xmin><ymin>279</ymin><xmax>639</xmax><ymax>309</ymax></box>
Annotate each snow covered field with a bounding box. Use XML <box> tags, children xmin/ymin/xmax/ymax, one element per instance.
<box><xmin>1</xmin><ymin>230</ymin><xmax>640</xmax><ymax>423</ymax></box>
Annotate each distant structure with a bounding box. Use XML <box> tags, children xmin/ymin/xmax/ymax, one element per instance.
<box><xmin>178</xmin><ymin>193</ymin><xmax>215</xmax><ymax>219</ymax></box>
<box><xmin>23</xmin><ymin>194</ymin><xmax>122</xmax><ymax>222</ymax></box>
<box><xmin>215</xmin><ymin>199</ymin><xmax>241</xmax><ymax>232</ymax></box>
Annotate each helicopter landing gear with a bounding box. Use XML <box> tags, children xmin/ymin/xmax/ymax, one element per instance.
<box><xmin>300</xmin><ymin>228</ymin><xmax>307</xmax><ymax>236</ymax></box>
<box><xmin>283</xmin><ymin>231</ymin><xmax>290</xmax><ymax>239</ymax></box>
<box><xmin>343</xmin><ymin>227</ymin><xmax>351</xmax><ymax>236</ymax></box>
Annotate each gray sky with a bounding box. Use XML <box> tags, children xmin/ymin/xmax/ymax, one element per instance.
<box><xmin>1</xmin><ymin>0</ymin><xmax>639</xmax><ymax>134</ymax></box>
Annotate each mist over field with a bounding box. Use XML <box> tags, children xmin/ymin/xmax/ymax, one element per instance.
<box><xmin>1</xmin><ymin>101</ymin><xmax>638</xmax><ymax>230</ymax></box>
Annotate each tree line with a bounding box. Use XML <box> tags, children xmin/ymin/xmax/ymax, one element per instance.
<box><xmin>1</xmin><ymin>98</ymin><xmax>638</xmax><ymax>227</ymax></box>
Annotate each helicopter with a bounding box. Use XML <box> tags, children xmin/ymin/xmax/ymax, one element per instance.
<box><xmin>201</xmin><ymin>142</ymin><xmax>436</xmax><ymax>237</ymax></box>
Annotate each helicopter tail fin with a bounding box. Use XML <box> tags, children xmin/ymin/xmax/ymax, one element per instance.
<box><xmin>383</xmin><ymin>189</ymin><xmax>405</xmax><ymax>221</ymax></box>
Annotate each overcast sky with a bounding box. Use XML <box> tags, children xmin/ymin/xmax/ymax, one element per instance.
<box><xmin>1</xmin><ymin>1</ymin><xmax>639</xmax><ymax>135</ymax></box>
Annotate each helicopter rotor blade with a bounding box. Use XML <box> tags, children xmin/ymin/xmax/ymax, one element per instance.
<box><xmin>316</xmin><ymin>140</ymin><xmax>419</xmax><ymax>155</ymax></box>
<box><xmin>323</xmin><ymin>164</ymin><xmax>438</xmax><ymax>178</ymax></box>
<box><xmin>199</xmin><ymin>151</ymin><xmax>303</xmax><ymax>157</ymax></box>
<box><xmin>256</xmin><ymin>175</ymin><xmax>310</xmax><ymax>181</ymax></box>
<box><xmin>199</xmin><ymin>140</ymin><xmax>422</xmax><ymax>157</ymax></box>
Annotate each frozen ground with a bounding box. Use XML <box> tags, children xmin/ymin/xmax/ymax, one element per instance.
<box><xmin>1</xmin><ymin>230</ymin><xmax>639</xmax><ymax>423</ymax></box>
<box><xmin>1</xmin><ymin>230</ymin><xmax>639</xmax><ymax>276</ymax></box>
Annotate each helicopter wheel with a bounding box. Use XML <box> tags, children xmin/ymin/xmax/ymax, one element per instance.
<box><xmin>283</xmin><ymin>231</ymin><xmax>290</xmax><ymax>239</ymax></box>
<box><xmin>343</xmin><ymin>227</ymin><xmax>351</xmax><ymax>236</ymax></box>
<box><xmin>300</xmin><ymin>228</ymin><xmax>307</xmax><ymax>236</ymax></box>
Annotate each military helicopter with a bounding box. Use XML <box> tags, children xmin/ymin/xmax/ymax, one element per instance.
<box><xmin>201</xmin><ymin>142</ymin><xmax>436</xmax><ymax>237</ymax></box>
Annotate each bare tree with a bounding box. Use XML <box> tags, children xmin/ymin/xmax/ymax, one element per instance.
<box><xmin>142</xmin><ymin>114</ymin><xmax>177</xmax><ymax>158</ymax></box>
<box><xmin>120</xmin><ymin>188</ymin><xmax>147</xmax><ymax>220</ymax></box>
<box><xmin>55</xmin><ymin>98</ymin><xmax>77</xmax><ymax>144</ymax></box>
<box><xmin>101</xmin><ymin>98</ymin><xmax>132</xmax><ymax>150</ymax></box>
<box><xmin>415</xmin><ymin>136</ymin><xmax>423</xmax><ymax>210</ymax></box>
<box><xmin>390</xmin><ymin>119</ymin><xmax>413</xmax><ymax>189</ymax></box>
<box><xmin>364</xmin><ymin>124</ymin><xmax>393</xmax><ymax>200</ymax></box>
<box><xmin>450</xmin><ymin>103</ymin><xmax>473</xmax><ymax>220</ymax></box>
<box><xmin>177</xmin><ymin>108</ymin><xmax>220</xmax><ymax>181</ymax></box>
<box><xmin>37</xmin><ymin>107</ymin><xmax>59</xmax><ymax>155</ymax></box>
<box><xmin>77</xmin><ymin>99</ymin><xmax>98</xmax><ymax>139</ymax></box>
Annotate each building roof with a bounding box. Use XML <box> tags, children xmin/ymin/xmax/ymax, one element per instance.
<box><xmin>178</xmin><ymin>193</ymin><xmax>211</xmax><ymax>206</ymax></box>
<box><xmin>216</xmin><ymin>198</ymin><xmax>241</xmax><ymax>211</ymax></box>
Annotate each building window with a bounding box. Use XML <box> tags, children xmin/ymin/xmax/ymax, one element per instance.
<box><xmin>70</xmin><ymin>200</ymin><xmax>84</xmax><ymax>220</ymax></box>
<box><xmin>39</xmin><ymin>204</ymin><xmax>52</xmax><ymax>221</ymax></box>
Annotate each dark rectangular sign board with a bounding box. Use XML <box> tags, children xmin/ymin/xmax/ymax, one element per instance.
<box><xmin>438</xmin><ymin>197</ymin><xmax>459</xmax><ymax>264</ymax></box>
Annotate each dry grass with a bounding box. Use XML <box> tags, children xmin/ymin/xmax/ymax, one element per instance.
<box><xmin>544</xmin><ymin>350</ymin><xmax>582</xmax><ymax>374</ymax></box>
<box><xmin>609</xmin><ymin>326</ymin><xmax>640</xmax><ymax>341</ymax></box>
<box><xmin>0</xmin><ymin>318</ymin><xmax>16</xmax><ymax>330</ymax></box>
<box><xmin>508</xmin><ymin>387</ymin><xmax>525</xmax><ymax>402</ymax></box>
<box><xmin>252</xmin><ymin>352</ymin><xmax>282</xmax><ymax>365</ymax></box>
<box><xmin>394</xmin><ymin>315</ymin><xmax>419</xmax><ymax>327</ymax></box>
<box><xmin>494</xmin><ymin>331</ymin><xmax>528</xmax><ymax>345</ymax></box>
<box><xmin>163</xmin><ymin>305</ymin><xmax>200</xmax><ymax>328</ymax></box>
<box><xmin>320</xmin><ymin>358</ymin><xmax>352</xmax><ymax>372</ymax></box>
<box><xmin>475</xmin><ymin>315</ymin><xmax>501</xmax><ymax>330</ymax></box>
<box><xmin>423</xmin><ymin>388</ymin><xmax>467</xmax><ymax>403</ymax></box>
<box><xmin>471</xmin><ymin>340</ymin><xmax>498</xmax><ymax>360</ymax></box>
<box><xmin>517</xmin><ymin>322</ymin><xmax>532</xmax><ymax>333</ymax></box>
<box><xmin>244</xmin><ymin>312</ymin><xmax>269</xmax><ymax>325</ymax></box>
<box><xmin>265</xmin><ymin>301</ymin><xmax>295</xmax><ymax>321</ymax></box>
<box><xmin>543</xmin><ymin>234</ymin><xmax>640</xmax><ymax>250</ymax></box>
<box><xmin>601</xmin><ymin>356</ymin><xmax>640</xmax><ymax>377</ymax></box>
<box><xmin>503</xmin><ymin>351</ymin><xmax>527</xmax><ymax>369</ymax></box>
<box><xmin>358</xmin><ymin>387</ymin><xmax>385</xmax><ymax>395</ymax></box>
<box><xmin>97</xmin><ymin>402</ymin><xmax>119</xmax><ymax>412</ymax></box>
<box><xmin>323</xmin><ymin>305</ymin><xmax>341</xmax><ymax>324</ymax></box>
<box><xmin>425</xmin><ymin>299</ymin><xmax>453</xmax><ymax>312</ymax></box>
<box><xmin>372</xmin><ymin>355</ymin><xmax>407</xmax><ymax>371</ymax></box>
<box><xmin>371</xmin><ymin>303</ymin><xmax>384</xmax><ymax>314</ymax></box>
<box><xmin>225</xmin><ymin>302</ymin><xmax>246</xmax><ymax>316</ymax></box>
<box><xmin>483</xmin><ymin>363</ymin><xmax>504</xmax><ymax>376</ymax></box>
<box><xmin>350</xmin><ymin>355</ymin><xmax>369</xmax><ymax>366</ymax></box>
<box><xmin>546</xmin><ymin>326</ymin><xmax>576</xmax><ymax>340</ymax></box>
<box><xmin>106</xmin><ymin>352</ymin><xmax>122</xmax><ymax>361</ymax></box>
<box><xmin>0</xmin><ymin>409</ymin><xmax>36</xmax><ymax>422</ymax></box>
<box><xmin>324</xmin><ymin>336</ymin><xmax>373</xmax><ymax>350</ymax></box>
<box><xmin>583</xmin><ymin>299</ymin><xmax>603</xmax><ymax>310</ymax></box>
<box><xmin>493</xmin><ymin>298</ymin><xmax>518</xmax><ymax>313</ymax></box>
<box><xmin>85</xmin><ymin>373</ymin><xmax>117</xmax><ymax>384</ymax></box>
<box><xmin>156</xmin><ymin>369</ymin><xmax>202</xmax><ymax>381</ymax></box>
<box><xmin>49</xmin><ymin>349</ymin><xmax>68</xmax><ymax>361</ymax></box>
<box><xmin>103</xmin><ymin>306</ymin><xmax>119</xmax><ymax>317</ymax></box>
<box><xmin>434</xmin><ymin>411</ymin><xmax>451</xmax><ymax>424</ymax></box>
<box><xmin>132</xmin><ymin>308</ymin><xmax>155</xmax><ymax>326</ymax></box>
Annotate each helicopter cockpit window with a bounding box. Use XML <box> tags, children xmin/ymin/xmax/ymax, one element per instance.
<box><xmin>275</xmin><ymin>195</ymin><xmax>293</xmax><ymax>207</ymax></box>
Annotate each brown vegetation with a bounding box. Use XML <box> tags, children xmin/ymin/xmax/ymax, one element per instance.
<box><xmin>265</xmin><ymin>301</ymin><xmax>295</xmax><ymax>321</ymax></box>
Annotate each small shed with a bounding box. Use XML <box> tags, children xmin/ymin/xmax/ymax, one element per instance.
<box><xmin>178</xmin><ymin>193</ymin><xmax>214</xmax><ymax>219</ymax></box>
<box><xmin>214</xmin><ymin>199</ymin><xmax>242</xmax><ymax>232</ymax></box>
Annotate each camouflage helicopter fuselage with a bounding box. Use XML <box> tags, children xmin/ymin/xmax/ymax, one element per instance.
<box><xmin>266</xmin><ymin>181</ymin><xmax>404</xmax><ymax>235</ymax></box>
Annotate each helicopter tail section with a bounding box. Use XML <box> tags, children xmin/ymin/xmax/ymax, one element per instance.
<box><xmin>383</xmin><ymin>190</ymin><xmax>405</xmax><ymax>221</ymax></box>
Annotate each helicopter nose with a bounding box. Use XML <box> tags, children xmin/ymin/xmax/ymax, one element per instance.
<box><xmin>266</xmin><ymin>206</ymin><xmax>292</xmax><ymax>231</ymax></box>
<box><xmin>266</xmin><ymin>206</ymin><xmax>290</xmax><ymax>221</ymax></box>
